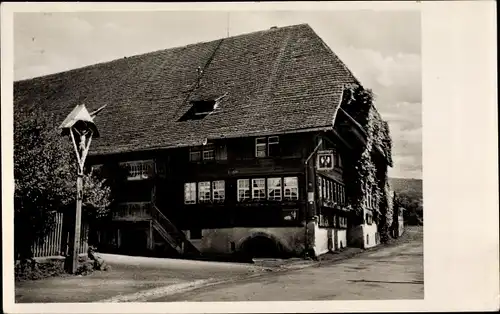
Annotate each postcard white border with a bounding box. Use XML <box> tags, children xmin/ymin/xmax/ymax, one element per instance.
<box><xmin>2</xmin><ymin>1</ymin><xmax>498</xmax><ymax>313</ymax></box>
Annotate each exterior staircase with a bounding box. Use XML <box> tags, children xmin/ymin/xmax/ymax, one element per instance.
<box><xmin>150</xmin><ymin>204</ymin><xmax>201</xmax><ymax>256</ymax></box>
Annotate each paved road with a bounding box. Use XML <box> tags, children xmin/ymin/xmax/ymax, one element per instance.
<box><xmin>154</xmin><ymin>231</ymin><xmax>424</xmax><ymax>301</ymax></box>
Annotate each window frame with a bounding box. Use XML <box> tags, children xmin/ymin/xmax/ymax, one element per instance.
<box><xmin>184</xmin><ymin>182</ymin><xmax>197</xmax><ymax>205</ymax></box>
<box><xmin>212</xmin><ymin>180</ymin><xmax>225</xmax><ymax>202</ymax></box>
<box><xmin>267</xmin><ymin>177</ymin><xmax>282</xmax><ymax>201</ymax></box>
<box><xmin>255</xmin><ymin>137</ymin><xmax>268</xmax><ymax>158</ymax></box>
<box><xmin>251</xmin><ymin>178</ymin><xmax>266</xmax><ymax>200</ymax></box>
<box><xmin>237</xmin><ymin>179</ymin><xmax>251</xmax><ymax>202</ymax></box>
<box><xmin>198</xmin><ymin>181</ymin><xmax>211</xmax><ymax>203</ymax></box>
<box><xmin>255</xmin><ymin>136</ymin><xmax>280</xmax><ymax>158</ymax></box>
<box><xmin>283</xmin><ymin>177</ymin><xmax>299</xmax><ymax>200</ymax></box>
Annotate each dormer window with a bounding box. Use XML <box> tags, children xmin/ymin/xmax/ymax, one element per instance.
<box><xmin>179</xmin><ymin>94</ymin><xmax>227</xmax><ymax>122</ymax></box>
<box><xmin>193</xmin><ymin>100</ymin><xmax>216</xmax><ymax>116</ymax></box>
<box><xmin>179</xmin><ymin>100</ymin><xmax>216</xmax><ymax>121</ymax></box>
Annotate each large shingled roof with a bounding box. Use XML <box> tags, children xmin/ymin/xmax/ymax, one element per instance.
<box><xmin>14</xmin><ymin>23</ymin><xmax>360</xmax><ymax>156</ymax></box>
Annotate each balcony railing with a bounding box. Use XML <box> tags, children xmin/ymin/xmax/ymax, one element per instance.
<box><xmin>112</xmin><ymin>202</ymin><xmax>152</xmax><ymax>221</ymax></box>
<box><xmin>119</xmin><ymin>160</ymin><xmax>155</xmax><ymax>181</ymax></box>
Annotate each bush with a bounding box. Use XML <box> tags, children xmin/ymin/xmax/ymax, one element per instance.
<box><xmin>15</xmin><ymin>259</ymin><xmax>66</xmax><ymax>282</ymax></box>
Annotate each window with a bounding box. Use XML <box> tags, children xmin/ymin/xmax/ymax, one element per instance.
<box><xmin>267</xmin><ymin>178</ymin><xmax>282</xmax><ymax>201</ymax></box>
<box><xmin>203</xmin><ymin>149</ymin><xmax>215</xmax><ymax>161</ymax></box>
<box><xmin>284</xmin><ymin>177</ymin><xmax>299</xmax><ymax>200</ymax></box>
<box><xmin>184</xmin><ymin>183</ymin><xmax>196</xmax><ymax>204</ymax></box>
<box><xmin>255</xmin><ymin>138</ymin><xmax>267</xmax><ymax>158</ymax></box>
<box><xmin>338</xmin><ymin>216</ymin><xmax>347</xmax><ymax>228</ymax></box>
<box><xmin>328</xmin><ymin>181</ymin><xmax>332</xmax><ymax>201</ymax></box>
<box><xmin>255</xmin><ymin>136</ymin><xmax>280</xmax><ymax>157</ymax></box>
<box><xmin>189</xmin><ymin>150</ymin><xmax>201</xmax><ymax>162</ymax></box>
<box><xmin>252</xmin><ymin>178</ymin><xmax>266</xmax><ymax>200</ymax></box>
<box><xmin>283</xmin><ymin>209</ymin><xmax>298</xmax><ymax>221</ymax></box>
<box><xmin>212</xmin><ymin>180</ymin><xmax>225</xmax><ymax>202</ymax></box>
<box><xmin>322</xmin><ymin>178</ymin><xmax>327</xmax><ymax>200</ymax></box>
<box><xmin>198</xmin><ymin>182</ymin><xmax>211</xmax><ymax>203</ymax></box>
<box><xmin>268</xmin><ymin>136</ymin><xmax>280</xmax><ymax>156</ymax></box>
<box><xmin>190</xmin><ymin>145</ymin><xmax>215</xmax><ymax>162</ymax></box>
<box><xmin>237</xmin><ymin>179</ymin><xmax>251</xmax><ymax>201</ymax></box>
<box><xmin>366</xmin><ymin>213</ymin><xmax>373</xmax><ymax>225</ymax></box>
<box><xmin>121</xmin><ymin>160</ymin><xmax>154</xmax><ymax>180</ymax></box>
<box><xmin>179</xmin><ymin>100</ymin><xmax>217</xmax><ymax>121</ymax></box>
<box><xmin>318</xmin><ymin>177</ymin><xmax>323</xmax><ymax>199</ymax></box>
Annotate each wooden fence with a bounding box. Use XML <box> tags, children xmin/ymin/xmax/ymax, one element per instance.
<box><xmin>31</xmin><ymin>212</ymin><xmax>89</xmax><ymax>258</ymax></box>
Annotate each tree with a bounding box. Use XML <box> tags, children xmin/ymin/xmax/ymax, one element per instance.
<box><xmin>14</xmin><ymin>107</ymin><xmax>112</xmax><ymax>260</ymax></box>
<box><xmin>394</xmin><ymin>192</ymin><xmax>423</xmax><ymax>226</ymax></box>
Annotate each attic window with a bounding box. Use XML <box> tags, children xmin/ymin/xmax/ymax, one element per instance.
<box><xmin>179</xmin><ymin>100</ymin><xmax>217</xmax><ymax>121</ymax></box>
<box><xmin>193</xmin><ymin>100</ymin><xmax>216</xmax><ymax>116</ymax></box>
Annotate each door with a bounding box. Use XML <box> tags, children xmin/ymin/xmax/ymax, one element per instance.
<box><xmin>120</xmin><ymin>222</ymin><xmax>148</xmax><ymax>255</ymax></box>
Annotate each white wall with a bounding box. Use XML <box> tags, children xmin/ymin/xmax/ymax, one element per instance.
<box><xmin>347</xmin><ymin>223</ymin><xmax>379</xmax><ymax>249</ymax></box>
<box><xmin>199</xmin><ymin>227</ymin><xmax>306</xmax><ymax>255</ymax></box>
<box><xmin>336</xmin><ymin>229</ymin><xmax>347</xmax><ymax>249</ymax></box>
<box><xmin>314</xmin><ymin>225</ymin><xmax>348</xmax><ymax>256</ymax></box>
<box><xmin>364</xmin><ymin>223</ymin><xmax>378</xmax><ymax>248</ymax></box>
<box><xmin>314</xmin><ymin>226</ymin><xmax>330</xmax><ymax>255</ymax></box>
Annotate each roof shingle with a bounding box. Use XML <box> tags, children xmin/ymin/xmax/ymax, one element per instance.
<box><xmin>14</xmin><ymin>24</ymin><xmax>359</xmax><ymax>156</ymax></box>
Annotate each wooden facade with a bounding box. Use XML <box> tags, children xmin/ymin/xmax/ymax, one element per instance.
<box><xmin>88</xmin><ymin>129</ymin><xmax>359</xmax><ymax>257</ymax></box>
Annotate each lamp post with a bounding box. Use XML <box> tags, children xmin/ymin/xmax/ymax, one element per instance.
<box><xmin>59</xmin><ymin>104</ymin><xmax>105</xmax><ymax>274</ymax></box>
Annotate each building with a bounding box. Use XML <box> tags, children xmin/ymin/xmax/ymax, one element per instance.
<box><xmin>14</xmin><ymin>24</ymin><xmax>392</xmax><ymax>259</ymax></box>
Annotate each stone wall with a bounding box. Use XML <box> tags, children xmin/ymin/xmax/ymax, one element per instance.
<box><xmin>198</xmin><ymin>227</ymin><xmax>306</xmax><ymax>255</ymax></box>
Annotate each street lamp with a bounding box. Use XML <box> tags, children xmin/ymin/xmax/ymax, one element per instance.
<box><xmin>59</xmin><ymin>103</ymin><xmax>105</xmax><ymax>273</ymax></box>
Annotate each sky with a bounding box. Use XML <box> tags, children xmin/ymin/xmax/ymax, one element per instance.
<box><xmin>13</xmin><ymin>10</ymin><xmax>421</xmax><ymax>179</ymax></box>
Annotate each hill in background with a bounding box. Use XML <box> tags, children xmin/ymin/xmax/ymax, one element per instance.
<box><xmin>389</xmin><ymin>177</ymin><xmax>422</xmax><ymax>198</ymax></box>
<box><xmin>389</xmin><ymin>177</ymin><xmax>423</xmax><ymax>225</ymax></box>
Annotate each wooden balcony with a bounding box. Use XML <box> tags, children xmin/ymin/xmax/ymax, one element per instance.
<box><xmin>112</xmin><ymin>202</ymin><xmax>152</xmax><ymax>221</ymax></box>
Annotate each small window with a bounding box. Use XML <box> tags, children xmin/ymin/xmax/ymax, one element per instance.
<box><xmin>237</xmin><ymin>179</ymin><xmax>251</xmax><ymax>201</ymax></box>
<box><xmin>318</xmin><ymin>177</ymin><xmax>323</xmax><ymax>199</ymax></box>
<box><xmin>255</xmin><ymin>136</ymin><xmax>280</xmax><ymax>158</ymax></box>
<box><xmin>267</xmin><ymin>178</ymin><xmax>282</xmax><ymax>201</ymax></box>
<box><xmin>268</xmin><ymin>136</ymin><xmax>280</xmax><ymax>156</ymax></box>
<box><xmin>322</xmin><ymin>178</ymin><xmax>327</xmax><ymax>200</ymax></box>
<box><xmin>366</xmin><ymin>213</ymin><xmax>373</xmax><ymax>225</ymax></box>
<box><xmin>255</xmin><ymin>138</ymin><xmax>267</xmax><ymax>158</ymax></box>
<box><xmin>284</xmin><ymin>177</ymin><xmax>299</xmax><ymax>200</ymax></box>
<box><xmin>252</xmin><ymin>178</ymin><xmax>266</xmax><ymax>200</ymax></box>
<box><xmin>366</xmin><ymin>234</ymin><xmax>369</xmax><ymax>245</ymax></box>
<box><xmin>189</xmin><ymin>150</ymin><xmax>201</xmax><ymax>162</ymax></box>
<box><xmin>184</xmin><ymin>183</ymin><xmax>196</xmax><ymax>204</ymax></box>
<box><xmin>203</xmin><ymin>149</ymin><xmax>215</xmax><ymax>161</ymax></box>
<box><xmin>212</xmin><ymin>180</ymin><xmax>225</xmax><ymax>202</ymax></box>
<box><xmin>198</xmin><ymin>181</ymin><xmax>211</xmax><ymax>203</ymax></box>
<box><xmin>179</xmin><ymin>100</ymin><xmax>216</xmax><ymax>121</ymax></box>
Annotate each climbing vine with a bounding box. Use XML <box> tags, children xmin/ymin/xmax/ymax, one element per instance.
<box><xmin>341</xmin><ymin>85</ymin><xmax>394</xmax><ymax>242</ymax></box>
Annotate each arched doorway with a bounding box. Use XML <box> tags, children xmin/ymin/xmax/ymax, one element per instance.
<box><xmin>240</xmin><ymin>234</ymin><xmax>286</xmax><ymax>258</ymax></box>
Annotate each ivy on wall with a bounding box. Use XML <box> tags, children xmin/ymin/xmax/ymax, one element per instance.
<box><xmin>341</xmin><ymin>84</ymin><xmax>394</xmax><ymax>242</ymax></box>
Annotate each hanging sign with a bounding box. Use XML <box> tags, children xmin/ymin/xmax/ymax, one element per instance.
<box><xmin>317</xmin><ymin>150</ymin><xmax>334</xmax><ymax>170</ymax></box>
